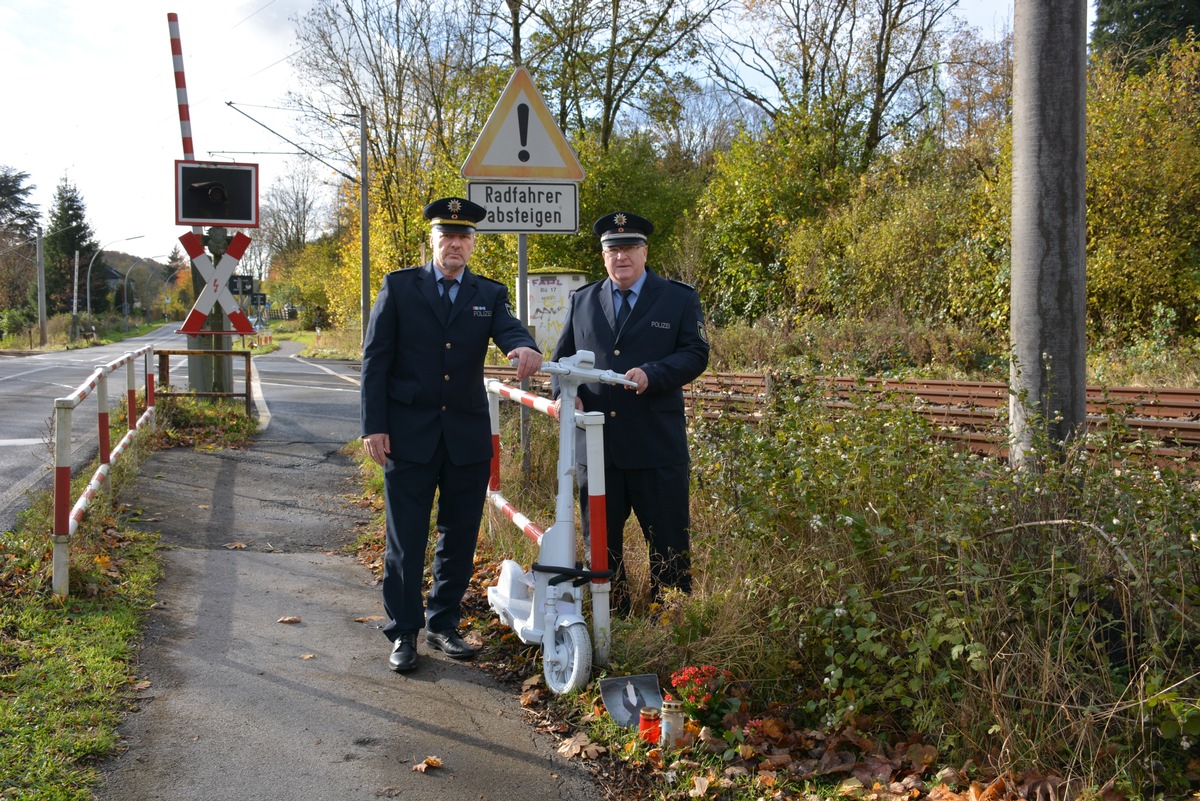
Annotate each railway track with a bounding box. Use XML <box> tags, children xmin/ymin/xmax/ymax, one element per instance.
<box><xmin>482</xmin><ymin>366</ymin><xmax>1200</xmax><ymax>460</ymax></box>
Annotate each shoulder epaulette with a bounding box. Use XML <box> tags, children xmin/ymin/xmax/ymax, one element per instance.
<box><xmin>668</xmin><ymin>278</ymin><xmax>697</xmax><ymax>290</ymax></box>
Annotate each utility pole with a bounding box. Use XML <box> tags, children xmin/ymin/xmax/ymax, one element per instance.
<box><xmin>71</xmin><ymin>250</ymin><xmax>80</xmax><ymax>342</ymax></box>
<box><xmin>36</xmin><ymin>228</ymin><xmax>47</xmax><ymax>346</ymax></box>
<box><xmin>359</xmin><ymin>104</ymin><xmax>369</xmax><ymax>345</ymax></box>
<box><xmin>1009</xmin><ymin>0</ymin><xmax>1088</xmax><ymax>468</ymax></box>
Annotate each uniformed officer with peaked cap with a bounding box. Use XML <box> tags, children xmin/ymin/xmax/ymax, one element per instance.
<box><xmin>424</xmin><ymin>195</ymin><xmax>487</xmax><ymax>233</ymax></box>
<box><xmin>594</xmin><ymin>210</ymin><xmax>653</xmax><ymax>246</ymax></box>
<box><xmin>551</xmin><ymin>210</ymin><xmax>709</xmax><ymax>613</ymax></box>
<box><xmin>361</xmin><ymin>195</ymin><xmax>540</xmax><ymax>672</ymax></box>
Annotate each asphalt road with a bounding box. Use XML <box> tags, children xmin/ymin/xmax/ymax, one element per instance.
<box><xmin>75</xmin><ymin>339</ymin><xmax>606</xmax><ymax>801</ymax></box>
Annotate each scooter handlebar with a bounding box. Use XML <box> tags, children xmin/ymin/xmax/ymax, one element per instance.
<box><xmin>510</xmin><ymin>356</ymin><xmax>639</xmax><ymax>389</ymax></box>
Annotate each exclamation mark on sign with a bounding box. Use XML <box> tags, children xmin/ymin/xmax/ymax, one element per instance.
<box><xmin>517</xmin><ymin>103</ymin><xmax>530</xmax><ymax>162</ymax></box>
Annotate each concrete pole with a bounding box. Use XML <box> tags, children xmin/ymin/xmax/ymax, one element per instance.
<box><xmin>1009</xmin><ymin>0</ymin><xmax>1088</xmax><ymax>467</ymax></box>
<box><xmin>36</xmin><ymin>228</ymin><xmax>47</xmax><ymax>346</ymax></box>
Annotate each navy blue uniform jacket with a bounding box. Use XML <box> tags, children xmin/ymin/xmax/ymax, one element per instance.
<box><xmin>360</xmin><ymin>263</ymin><xmax>538</xmax><ymax>465</ymax></box>
<box><xmin>551</xmin><ymin>269</ymin><xmax>709</xmax><ymax>469</ymax></box>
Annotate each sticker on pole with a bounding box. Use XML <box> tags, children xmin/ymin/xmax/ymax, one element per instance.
<box><xmin>461</xmin><ymin>67</ymin><xmax>584</xmax><ymax>181</ymax></box>
<box><xmin>178</xmin><ymin>231</ymin><xmax>255</xmax><ymax>334</ymax></box>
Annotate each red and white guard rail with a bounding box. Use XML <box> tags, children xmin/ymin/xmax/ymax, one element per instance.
<box><xmin>485</xmin><ymin>378</ymin><xmax>613</xmax><ymax>666</ymax></box>
<box><xmin>51</xmin><ymin>346</ymin><xmax>156</xmax><ymax>597</ymax></box>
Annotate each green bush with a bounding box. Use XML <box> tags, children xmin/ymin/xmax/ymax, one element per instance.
<box><xmin>606</xmin><ymin>380</ymin><xmax>1200</xmax><ymax>791</ymax></box>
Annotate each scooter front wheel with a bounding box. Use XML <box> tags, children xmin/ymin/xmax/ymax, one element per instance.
<box><xmin>544</xmin><ymin>621</ymin><xmax>592</xmax><ymax>694</ymax></box>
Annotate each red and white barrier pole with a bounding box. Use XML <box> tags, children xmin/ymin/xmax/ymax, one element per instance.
<box><xmin>168</xmin><ymin>13</ymin><xmax>204</xmax><ymax>237</ymax></box>
<box><xmin>51</xmin><ymin>347</ymin><xmax>155</xmax><ymax>596</ymax></box>
<box><xmin>168</xmin><ymin>13</ymin><xmax>194</xmax><ymax>162</ymax></box>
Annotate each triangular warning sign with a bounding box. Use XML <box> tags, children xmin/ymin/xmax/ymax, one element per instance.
<box><xmin>461</xmin><ymin>67</ymin><xmax>585</xmax><ymax>181</ymax></box>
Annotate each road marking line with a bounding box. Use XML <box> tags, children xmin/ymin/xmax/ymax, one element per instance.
<box><xmin>288</xmin><ymin>354</ymin><xmax>361</xmax><ymax>386</ymax></box>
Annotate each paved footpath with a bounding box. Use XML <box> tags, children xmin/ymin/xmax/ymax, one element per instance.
<box><xmin>94</xmin><ymin>343</ymin><xmax>604</xmax><ymax>801</ymax></box>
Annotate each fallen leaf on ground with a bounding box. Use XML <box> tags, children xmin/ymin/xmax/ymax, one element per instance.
<box><xmin>907</xmin><ymin>743</ymin><xmax>939</xmax><ymax>770</ymax></box>
<box><xmin>412</xmin><ymin>756</ymin><xmax>443</xmax><ymax>773</ymax></box>
<box><xmin>277</xmin><ymin>616</ymin><xmax>302</xmax><ymax>624</ymax></box>
<box><xmin>224</xmin><ymin>542</ymin><xmax>248</xmax><ymax>550</ymax></box>
<box><xmin>301</xmin><ymin>654</ymin><xmax>315</xmax><ymax>660</ymax></box>
<box><xmin>354</xmin><ymin>615</ymin><xmax>386</xmax><ymax>623</ymax></box>
<box><xmin>557</xmin><ymin>732</ymin><xmax>590</xmax><ymax>758</ymax></box>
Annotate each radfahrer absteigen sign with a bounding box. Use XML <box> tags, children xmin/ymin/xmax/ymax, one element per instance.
<box><xmin>461</xmin><ymin>67</ymin><xmax>584</xmax><ymax>234</ymax></box>
<box><xmin>467</xmin><ymin>182</ymin><xmax>578</xmax><ymax>233</ymax></box>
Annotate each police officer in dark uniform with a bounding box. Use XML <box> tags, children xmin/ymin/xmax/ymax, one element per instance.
<box><xmin>551</xmin><ymin>211</ymin><xmax>710</xmax><ymax>612</ymax></box>
<box><xmin>361</xmin><ymin>197</ymin><xmax>541</xmax><ymax>672</ymax></box>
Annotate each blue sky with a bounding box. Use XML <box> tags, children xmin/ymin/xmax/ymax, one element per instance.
<box><xmin>0</xmin><ymin>0</ymin><xmax>1091</xmax><ymax>263</ymax></box>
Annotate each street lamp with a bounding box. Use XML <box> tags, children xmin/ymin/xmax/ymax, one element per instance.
<box><xmin>86</xmin><ymin>234</ymin><xmax>144</xmax><ymax>328</ymax></box>
<box><xmin>122</xmin><ymin>255</ymin><xmax>169</xmax><ymax>332</ymax></box>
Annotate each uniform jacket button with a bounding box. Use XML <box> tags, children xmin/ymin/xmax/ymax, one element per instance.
<box><xmin>614</xmin><ymin>349</ymin><xmax>621</xmax><ymax>356</ymax></box>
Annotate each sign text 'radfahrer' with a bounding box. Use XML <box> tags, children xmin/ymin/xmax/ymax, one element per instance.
<box><xmin>467</xmin><ymin>182</ymin><xmax>578</xmax><ymax>233</ymax></box>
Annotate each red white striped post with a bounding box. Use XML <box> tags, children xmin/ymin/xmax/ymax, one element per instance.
<box><xmin>167</xmin><ymin>13</ymin><xmax>204</xmax><ymax>237</ymax></box>
<box><xmin>126</xmin><ymin>358</ymin><xmax>138</xmax><ymax>431</ymax></box>
<box><xmin>488</xmin><ymin>391</ymin><xmax>502</xmax><ymax>492</ymax></box>
<box><xmin>168</xmin><ymin>13</ymin><xmax>194</xmax><ymax>162</ymax></box>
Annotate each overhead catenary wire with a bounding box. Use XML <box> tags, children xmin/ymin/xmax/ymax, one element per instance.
<box><xmin>225</xmin><ymin>101</ymin><xmax>358</xmax><ymax>184</ymax></box>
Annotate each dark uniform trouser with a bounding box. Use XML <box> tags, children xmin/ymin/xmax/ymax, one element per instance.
<box><xmin>381</xmin><ymin>437</ymin><xmax>489</xmax><ymax>639</ymax></box>
<box><xmin>578</xmin><ymin>460</ymin><xmax>692</xmax><ymax>612</ymax></box>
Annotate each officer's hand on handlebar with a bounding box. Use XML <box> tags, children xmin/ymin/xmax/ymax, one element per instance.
<box><xmin>507</xmin><ymin>347</ymin><xmax>543</xmax><ymax>380</ymax></box>
<box><xmin>624</xmin><ymin>367</ymin><xmax>649</xmax><ymax>394</ymax></box>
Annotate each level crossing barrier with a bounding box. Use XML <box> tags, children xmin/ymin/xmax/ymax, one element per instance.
<box><xmin>52</xmin><ymin>346</ymin><xmax>156</xmax><ymax>597</ymax></box>
<box><xmin>484</xmin><ymin>352</ymin><xmax>634</xmax><ymax>693</ymax></box>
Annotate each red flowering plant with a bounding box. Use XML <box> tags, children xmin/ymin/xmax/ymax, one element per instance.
<box><xmin>666</xmin><ymin>665</ymin><xmax>741</xmax><ymax>728</ymax></box>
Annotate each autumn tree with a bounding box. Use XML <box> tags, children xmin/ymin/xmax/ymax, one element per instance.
<box><xmin>163</xmin><ymin>246</ymin><xmax>193</xmax><ymax>320</ymax></box>
<box><xmin>0</xmin><ymin>167</ymin><xmax>40</xmax><ymax>312</ymax></box>
<box><xmin>703</xmin><ymin>0</ymin><xmax>959</xmax><ymax>169</ymax></box>
<box><xmin>524</xmin><ymin>0</ymin><xmax>731</xmax><ymax>150</ymax></box>
<box><xmin>1085</xmin><ymin>37</ymin><xmax>1200</xmax><ymax>340</ymax></box>
<box><xmin>291</xmin><ymin>0</ymin><xmax>510</xmax><ymax>274</ymax></box>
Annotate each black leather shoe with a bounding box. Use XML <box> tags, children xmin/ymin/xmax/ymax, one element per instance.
<box><xmin>388</xmin><ymin>632</ymin><xmax>418</xmax><ymax>672</ymax></box>
<box><xmin>424</xmin><ymin>628</ymin><xmax>480</xmax><ymax>659</ymax></box>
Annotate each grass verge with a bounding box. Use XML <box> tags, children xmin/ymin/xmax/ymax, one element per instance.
<box><xmin>0</xmin><ymin>395</ymin><xmax>256</xmax><ymax>799</ymax></box>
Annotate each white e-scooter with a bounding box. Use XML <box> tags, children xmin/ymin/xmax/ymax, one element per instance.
<box><xmin>486</xmin><ymin>351</ymin><xmax>637</xmax><ymax>693</ymax></box>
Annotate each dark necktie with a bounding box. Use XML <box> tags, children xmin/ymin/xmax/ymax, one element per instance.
<box><xmin>616</xmin><ymin>288</ymin><xmax>633</xmax><ymax>329</ymax></box>
<box><xmin>439</xmin><ymin>277</ymin><xmax>456</xmax><ymax>316</ymax></box>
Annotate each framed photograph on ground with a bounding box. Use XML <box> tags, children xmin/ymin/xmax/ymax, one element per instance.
<box><xmin>598</xmin><ymin>674</ymin><xmax>662</xmax><ymax>728</ymax></box>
